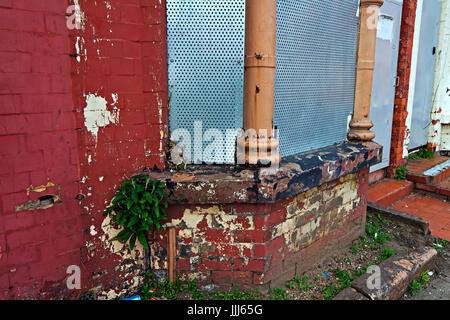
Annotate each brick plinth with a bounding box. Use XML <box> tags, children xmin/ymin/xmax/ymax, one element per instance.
<box><xmin>150</xmin><ymin>169</ymin><xmax>370</xmax><ymax>289</ymax></box>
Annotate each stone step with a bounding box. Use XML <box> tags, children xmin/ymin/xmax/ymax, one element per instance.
<box><xmin>350</xmin><ymin>246</ymin><xmax>438</xmax><ymax>300</ymax></box>
<box><xmin>407</xmin><ymin>156</ymin><xmax>450</xmax><ymax>185</ymax></box>
<box><xmin>415</xmin><ymin>176</ymin><xmax>450</xmax><ymax>201</ymax></box>
<box><xmin>368</xmin><ymin>178</ymin><xmax>414</xmax><ymax>207</ymax></box>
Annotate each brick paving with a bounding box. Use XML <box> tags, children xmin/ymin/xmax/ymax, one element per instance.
<box><xmin>391</xmin><ymin>194</ymin><xmax>450</xmax><ymax>241</ymax></box>
<box><xmin>369</xmin><ymin>155</ymin><xmax>450</xmax><ymax>241</ymax></box>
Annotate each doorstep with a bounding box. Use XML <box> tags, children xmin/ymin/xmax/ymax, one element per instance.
<box><xmin>368</xmin><ymin>179</ymin><xmax>414</xmax><ymax>206</ymax></box>
<box><xmin>416</xmin><ymin>177</ymin><xmax>450</xmax><ymax>200</ymax></box>
<box><xmin>406</xmin><ymin>155</ymin><xmax>450</xmax><ymax>185</ymax></box>
<box><xmin>391</xmin><ymin>194</ymin><xmax>450</xmax><ymax>241</ymax></box>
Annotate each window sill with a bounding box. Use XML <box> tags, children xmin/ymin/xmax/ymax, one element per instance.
<box><xmin>145</xmin><ymin>141</ymin><xmax>382</xmax><ymax>205</ymax></box>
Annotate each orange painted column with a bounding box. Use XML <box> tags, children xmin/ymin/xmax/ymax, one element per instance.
<box><xmin>237</xmin><ymin>0</ymin><xmax>281</xmax><ymax>166</ymax></box>
<box><xmin>348</xmin><ymin>0</ymin><xmax>384</xmax><ymax>141</ymax></box>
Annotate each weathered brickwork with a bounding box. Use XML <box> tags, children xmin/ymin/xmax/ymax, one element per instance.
<box><xmin>149</xmin><ymin>169</ymin><xmax>369</xmax><ymax>289</ymax></box>
<box><xmin>389</xmin><ymin>0</ymin><xmax>418</xmax><ymax>177</ymax></box>
<box><xmin>68</xmin><ymin>0</ymin><xmax>169</xmax><ymax>300</ymax></box>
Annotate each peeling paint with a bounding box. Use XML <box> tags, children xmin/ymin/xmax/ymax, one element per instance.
<box><xmin>83</xmin><ymin>93</ymin><xmax>120</xmax><ymax>144</ymax></box>
<box><xmin>26</xmin><ymin>182</ymin><xmax>55</xmax><ymax>196</ymax></box>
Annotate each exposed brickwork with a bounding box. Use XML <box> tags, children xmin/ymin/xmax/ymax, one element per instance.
<box><xmin>149</xmin><ymin>170</ymin><xmax>370</xmax><ymax>289</ymax></box>
<box><xmin>388</xmin><ymin>0</ymin><xmax>418</xmax><ymax>177</ymax></box>
<box><xmin>368</xmin><ymin>168</ymin><xmax>386</xmax><ymax>185</ymax></box>
<box><xmin>0</xmin><ymin>0</ymin><xmax>379</xmax><ymax>300</ymax></box>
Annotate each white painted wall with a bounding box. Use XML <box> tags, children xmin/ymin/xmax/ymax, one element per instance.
<box><xmin>404</xmin><ymin>0</ymin><xmax>424</xmax><ymax>157</ymax></box>
<box><xmin>428</xmin><ymin>0</ymin><xmax>450</xmax><ymax>150</ymax></box>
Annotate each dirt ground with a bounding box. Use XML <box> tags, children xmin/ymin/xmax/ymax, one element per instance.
<box><xmin>404</xmin><ymin>240</ymin><xmax>449</xmax><ymax>300</ymax></box>
<box><xmin>278</xmin><ymin>208</ymin><xmax>430</xmax><ymax>300</ymax></box>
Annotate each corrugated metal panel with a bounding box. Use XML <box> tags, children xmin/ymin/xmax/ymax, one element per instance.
<box><xmin>166</xmin><ymin>0</ymin><xmax>245</xmax><ymax>164</ymax></box>
<box><xmin>274</xmin><ymin>0</ymin><xmax>359</xmax><ymax>157</ymax></box>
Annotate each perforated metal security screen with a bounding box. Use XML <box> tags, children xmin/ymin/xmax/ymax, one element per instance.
<box><xmin>167</xmin><ymin>0</ymin><xmax>359</xmax><ymax>162</ymax></box>
<box><xmin>274</xmin><ymin>0</ymin><xmax>359</xmax><ymax>157</ymax></box>
<box><xmin>166</xmin><ymin>0</ymin><xmax>245</xmax><ymax>164</ymax></box>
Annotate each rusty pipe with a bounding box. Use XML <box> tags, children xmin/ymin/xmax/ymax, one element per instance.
<box><xmin>237</xmin><ymin>0</ymin><xmax>281</xmax><ymax>165</ymax></box>
<box><xmin>348</xmin><ymin>0</ymin><xmax>384</xmax><ymax>141</ymax></box>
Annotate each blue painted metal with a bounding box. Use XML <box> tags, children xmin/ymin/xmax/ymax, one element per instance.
<box><xmin>121</xmin><ymin>295</ymin><xmax>141</xmax><ymax>300</ymax></box>
<box><xmin>409</xmin><ymin>0</ymin><xmax>442</xmax><ymax>149</ymax></box>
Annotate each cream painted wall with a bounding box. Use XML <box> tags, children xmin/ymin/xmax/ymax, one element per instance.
<box><xmin>404</xmin><ymin>0</ymin><xmax>424</xmax><ymax>157</ymax></box>
<box><xmin>428</xmin><ymin>0</ymin><xmax>450</xmax><ymax>151</ymax></box>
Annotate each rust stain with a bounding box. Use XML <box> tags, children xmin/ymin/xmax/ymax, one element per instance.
<box><xmin>171</xmin><ymin>173</ymin><xmax>196</xmax><ymax>183</ymax></box>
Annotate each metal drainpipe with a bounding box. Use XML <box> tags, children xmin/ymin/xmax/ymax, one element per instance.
<box><xmin>237</xmin><ymin>0</ymin><xmax>281</xmax><ymax>166</ymax></box>
<box><xmin>348</xmin><ymin>0</ymin><xmax>384</xmax><ymax>141</ymax></box>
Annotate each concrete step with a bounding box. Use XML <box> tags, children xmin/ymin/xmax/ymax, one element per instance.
<box><xmin>368</xmin><ymin>179</ymin><xmax>414</xmax><ymax>207</ymax></box>
<box><xmin>351</xmin><ymin>247</ymin><xmax>438</xmax><ymax>300</ymax></box>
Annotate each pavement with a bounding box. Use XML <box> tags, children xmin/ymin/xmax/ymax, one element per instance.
<box><xmin>407</xmin><ymin>248</ymin><xmax>449</xmax><ymax>300</ymax></box>
<box><xmin>391</xmin><ymin>194</ymin><xmax>450</xmax><ymax>240</ymax></box>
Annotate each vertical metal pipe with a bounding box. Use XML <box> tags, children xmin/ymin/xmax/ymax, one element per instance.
<box><xmin>237</xmin><ymin>0</ymin><xmax>281</xmax><ymax>165</ymax></box>
<box><xmin>348</xmin><ymin>0</ymin><xmax>384</xmax><ymax>141</ymax></box>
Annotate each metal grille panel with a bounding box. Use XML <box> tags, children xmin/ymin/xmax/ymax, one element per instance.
<box><xmin>166</xmin><ymin>0</ymin><xmax>245</xmax><ymax>164</ymax></box>
<box><xmin>274</xmin><ymin>0</ymin><xmax>360</xmax><ymax>157</ymax></box>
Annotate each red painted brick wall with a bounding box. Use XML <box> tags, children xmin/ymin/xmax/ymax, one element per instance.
<box><xmin>388</xmin><ymin>0</ymin><xmax>417</xmax><ymax>177</ymax></box>
<box><xmin>0</xmin><ymin>0</ymin><xmax>82</xmax><ymax>299</ymax></box>
<box><xmin>0</xmin><ymin>0</ymin><xmax>168</xmax><ymax>299</ymax></box>
<box><xmin>68</xmin><ymin>0</ymin><xmax>168</xmax><ymax>299</ymax></box>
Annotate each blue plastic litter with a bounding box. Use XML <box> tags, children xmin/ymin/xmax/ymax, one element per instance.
<box><xmin>323</xmin><ymin>272</ymin><xmax>329</xmax><ymax>278</ymax></box>
<box><xmin>121</xmin><ymin>295</ymin><xmax>141</xmax><ymax>300</ymax></box>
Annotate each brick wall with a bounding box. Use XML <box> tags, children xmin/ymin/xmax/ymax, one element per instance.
<box><xmin>388</xmin><ymin>0</ymin><xmax>418</xmax><ymax>177</ymax></box>
<box><xmin>0</xmin><ymin>0</ymin><xmax>169</xmax><ymax>299</ymax></box>
<box><xmin>68</xmin><ymin>0</ymin><xmax>169</xmax><ymax>299</ymax></box>
<box><xmin>149</xmin><ymin>170</ymin><xmax>369</xmax><ymax>290</ymax></box>
<box><xmin>0</xmin><ymin>0</ymin><xmax>82</xmax><ymax>299</ymax></box>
